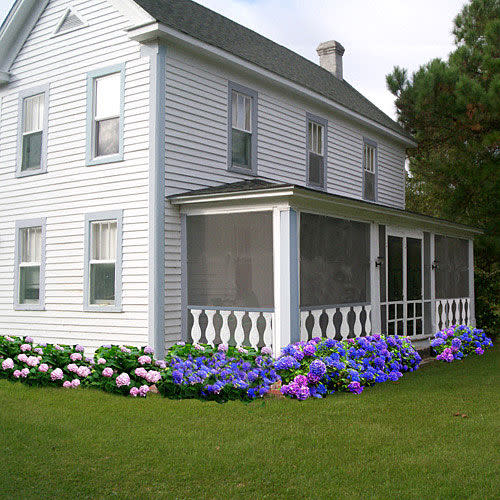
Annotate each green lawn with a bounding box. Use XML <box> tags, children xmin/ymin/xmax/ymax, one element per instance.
<box><xmin>0</xmin><ymin>346</ymin><xmax>498</xmax><ymax>500</ymax></box>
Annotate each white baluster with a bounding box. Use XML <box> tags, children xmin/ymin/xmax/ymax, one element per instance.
<box><xmin>205</xmin><ymin>309</ymin><xmax>216</xmax><ymax>346</ymax></box>
<box><xmin>311</xmin><ymin>309</ymin><xmax>322</xmax><ymax>337</ymax></box>
<box><xmin>248</xmin><ymin>311</ymin><xmax>260</xmax><ymax>349</ymax></box>
<box><xmin>300</xmin><ymin>311</ymin><xmax>309</xmax><ymax>341</ymax></box>
<box><xmin>436</xmin><ymin>300</ymin><xmax>442</xmax><ymax>331</ymax></box>
<box><xmin>447</xmin><ymin>299</ymin><xmax>453</xmax><ymax>327</ymax></box>
<box><xmin>364</xmin><ymin>306</ymin><xmax>372</xmax><ymax>334</ymax></box>
<box><xmin>190</xmin><ymin>309</ymin><xmax>202</xmax><ymax>344</ymax></box>
<box><xmin>352</xmin><ymin>306</ymin><xmax>362</xmax><ymax>337</ymax></box>
<box><xmin>219</xmin><ymin>310</ymin><xmax>231</xmax><ymax>345</ymax></box>
<box><xmin>339</xmin><ymin>307</ymin><xmax>350</xmax><ymax>340</ymax></box>
<box><xmin>325</xmin><ymin>308</ymin><xmax>336</xmax><ymax>338</ymax></box>
<box><xmin>263</xmin><ymin>312</ymin><xmax>273</xmax><ymax>348</ymax></box>
<box><xmin>234</xmin><ymin>311</ymin><xmax>245</xmax><ymax>347</ymax></box>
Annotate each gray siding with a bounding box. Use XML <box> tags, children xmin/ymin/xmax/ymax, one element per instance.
<box><xmin>163</xmin><ymin>46</ymin><xmax>407</xmax><ymax>347</ymax></box>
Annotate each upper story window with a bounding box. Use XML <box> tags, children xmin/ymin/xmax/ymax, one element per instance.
<box><xmin>306</xmin><ymin>113</ymin><xmax>328</xmax><ymax>189</ymax></box>
<box><xmin>228</xmin><ymin>82</ymin><xmax>257</xmax><ymax>174</ymax></box>
<box><xmin>86</xmin><ymin>64</ymin><xmax>125</xmax><ymax>166</ymax></box>
<box><xmin>363</xmin><ymin>139</ymin><xmax>377</xmax><ymax>201</ymax></box>
<box><xmin>84</xmin><ymin>211</ymin><xmax>123</xmax><ymax>312</ymax></box>
<box><xmin>17</xmin><ymin>86</ymin><xmax>49</xmax><ymax>177</ymax></box>
<box><xmin>14</xmin><ymin>219</ymin><xmax>46</xmax><ymax>310</ymax></box>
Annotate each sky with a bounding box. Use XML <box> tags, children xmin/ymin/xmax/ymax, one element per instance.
<box><xmin>0</xmin><ymin>0</ymin><xmax>467</xmax><ymax>118</ymax></box>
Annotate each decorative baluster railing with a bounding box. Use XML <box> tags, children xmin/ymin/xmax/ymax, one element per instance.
<box><xmin>300</xmin><ymin>304</ymin><xmax>372</xmax><ymax>341</ymax></box>
<box><xmin>188</xmin><ymin>307</ymin><xmax>274</xmax><ymax>349</ymax></box>
<box><xmin>435</xmin><ymin>297</ymin><xmax>470</xmax><ymax>331</ymax></box>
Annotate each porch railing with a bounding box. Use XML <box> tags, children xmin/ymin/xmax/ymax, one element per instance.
<box><xmin>300</xmin><ymin>304</ymin><xmax>372</xmax><ymax>341</ymax></box>
<box><xmin>188</xmin><ymin>306</ymin><xmax>274</xmax><ymax>349</ymax></box>
<box><xmin>435</xmin><ymin>297</ymin><xmax>471</xmax><ymax>331</ymax></box>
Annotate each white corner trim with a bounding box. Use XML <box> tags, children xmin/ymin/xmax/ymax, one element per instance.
<box><xmin>127</xmin><ymin>22</ymin><xmax>417</xmax><ymax>148</ymax></box>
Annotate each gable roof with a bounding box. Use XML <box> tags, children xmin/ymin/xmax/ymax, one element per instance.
<box><xmin>133</xmin><ymin>0</ymin><xmax>413</xmax><ymax>142</ymax></box>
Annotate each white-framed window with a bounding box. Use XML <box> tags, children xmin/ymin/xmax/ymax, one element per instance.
<box><xmin>363</xmin><ymin>140</ymin><xmax>377</xmax><ymax>201</ymax></box>
<box><xmin>14</xmin><ymin>219</ymin><xmax>46</xmax><ymax>310</ymax></box>
<box><xmin>17</xmin><ymin>86</ymin><xmax>49</xmax><ymax>177</ymax></box>
<box><xmin>84</xmin><ymin>211</ymin><xmax>123</xmax><ymax>311</ymax></box>
<box><xmin>86</xmin><ymin>64</ymin><xmax>125</xmax><ymax>166</ymax></box>
<box><xmin>228</xmin><ymin>82</ymin><xmax>257</xmax><ymax>174</ymax></box>
<box><xmin>307</xmin><ymin>114</ymin><xmax>327</xmax><ymax>188</ymax></box>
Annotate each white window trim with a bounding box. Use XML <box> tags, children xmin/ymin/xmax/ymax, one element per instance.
<box><xmin>86</xmin><ymin>64</ymin><xmax>125</xmax><ymax>166</ymax></box>
<box><xmin>83</xmin><ymin>210</ymin><xmax>123</xmax><ymax>312</ymax></box>
<box><xmin>16</xmin><ymin>85</ymin><xmax>50</xmax><ymax>178</ymax></box>
<box><xmin>14</xmin><ymin>218</ymin><xmax>46</xmax><ymax>311</ymax></box>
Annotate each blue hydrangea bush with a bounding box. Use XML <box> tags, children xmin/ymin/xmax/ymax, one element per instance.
<box><xmin>157</xmin><ymin>343</ymin><xmax>278</xmax><ymax>402</ymax></box>
<box><xmin>276</xmin><ymin>334</ymin><xmax>422</xmax><ymax>400</ymax></box>
<box><xmin>430</xmin><ymin>325</ymin><xmax>493</xmax><ymax>362</ymax></box>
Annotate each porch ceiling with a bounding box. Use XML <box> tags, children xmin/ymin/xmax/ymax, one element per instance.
<box><xmin>168</xmin><ymin>180</ymin><xmax>483</xmax><ymax>239</ymax></box>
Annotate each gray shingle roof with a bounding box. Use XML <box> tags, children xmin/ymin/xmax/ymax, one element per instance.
<box><xmin>134</xmin><ymin>0</ymin><xmax>413</xmax><ymax>141</ymax></box>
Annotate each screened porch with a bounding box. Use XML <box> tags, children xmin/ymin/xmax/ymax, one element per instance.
<box><xmin>170</xmin><ymin>181</ymin><xmax>479</xmax><ymax>355</ymax></box>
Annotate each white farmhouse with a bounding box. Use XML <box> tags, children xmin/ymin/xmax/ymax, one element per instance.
<box><xmin>0</xmin><ymin>0</ymin><xmax>480</xmax><ymax>356</ymax></box>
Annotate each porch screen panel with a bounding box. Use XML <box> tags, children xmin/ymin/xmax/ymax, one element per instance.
<box><xmin>435</xmin><ymin>235</ymin><xmax>469</xmax><ymax>299</ymax></box>
<box><xmin>186</xmin><ymin>212</ymin><xmax>273</xmax><ymax>308</ymax></box>
<box><xmin>300</xmin><ymin>213</ymin><xmax>370</xmax><ymax>307</ymax></box>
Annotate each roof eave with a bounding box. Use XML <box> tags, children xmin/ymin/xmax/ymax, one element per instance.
<box><xmin>127</xmin><ymin>22</ymin><xmax>417</xmax><ymax>148</ymax></box>
<box><xmin>170</xmin><ymin>184</ymin><xmax>482</xmax><ymax>238</ymax></box>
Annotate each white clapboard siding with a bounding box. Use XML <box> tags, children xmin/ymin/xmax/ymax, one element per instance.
<box><xmin>0</xmin><ymin>0</ymin><xmax>151</xmax><ymax>351</ymax></box>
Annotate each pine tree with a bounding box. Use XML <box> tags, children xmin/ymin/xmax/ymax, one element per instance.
<box><xmin>386</xmin><ymin>0</ymin><xmax>500</xmax><ymax>331</ymax></box>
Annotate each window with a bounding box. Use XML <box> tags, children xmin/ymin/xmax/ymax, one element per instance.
<box><xmin>17</xmin><ymin>86</ymin><xmax>49</xmax><ymax>177</ymax></box>
<box><xmin>306</xmin><ymin>114</ymin><xmax>327</xmax><ymax>188</ymax></box>
<box><xmin>14</xmin><ymin>219</ymin><xmax>46</xmax><ymax>310</ymax></box>
<box><xmin>84</xmin><ymin>211</ymin><xmax>123</xmax><ymax>311</ymax></box>
<box><xmin>228</xmin><ymin>82</ymin><xmax>257</xmax><ymax>174</ymax></box>
<box><xmin>86</xmin><ymin>64</ymin><xmax>125</xmax><ymax>165</ymax></box>
<box><xmin>363</xmin><ymin>139</ymin><xmax>377</xmax><ymax>201</ymax></box>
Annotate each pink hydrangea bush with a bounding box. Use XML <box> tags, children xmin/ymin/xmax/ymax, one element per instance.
<box><xmin>85</xmin><ymin>344</ymin><xmax>162</xmax><ymax>396</ymax></box>
<box><xmin>0</xmin><ymin>335</ymin><xmax>93</xmax><ymax>388</ymax></box>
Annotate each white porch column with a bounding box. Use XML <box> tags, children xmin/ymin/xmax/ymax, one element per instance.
<box><xmin>273</xmin><ymin>207</ymin><xmax>299</xmax><ymax>356</ymax></box>
<box><xmin>430</xmin><ymin>233</ymin><xmax>436</xmax><ymax>332</ymax></box>
<box><xmin>468</xmin><ymin>239</ymin><xmax>476</xmax><ymax>327</ymax></box>
<box><xmin>370</xmin><ymin>223</ymin><xmax>381</xmax><ymax>333</ymax></box>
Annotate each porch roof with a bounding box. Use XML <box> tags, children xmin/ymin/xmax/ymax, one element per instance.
<box><xmin>168</xmin><ymin>180</ymin><xmax>483</xmax><ymax>238</ymax></box>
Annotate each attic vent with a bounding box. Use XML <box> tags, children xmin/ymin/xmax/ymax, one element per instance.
<box><xmin>53</xmin><ymin>8</ymin><xmax>86</xmax><ymax>36</ymax></box>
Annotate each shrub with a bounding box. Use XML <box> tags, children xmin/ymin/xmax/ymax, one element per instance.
<box><xmin>157</xmin><ymin>349</ymin><xmax>278</xmax><ymax>402</ymax></box>
<box><xmin>277</xmin><ymin>335</ymin><xmax>422</xmax><ymax>400</ymax></box>
<box><xmin>430</xmin><ymin>325</ymin><xmax>493</xmax><ymax>362</ymax></box>
<box><xmin>0</xmin><ymin>335</ymin><xmax>92</xmax><ymax>387</ymax></box>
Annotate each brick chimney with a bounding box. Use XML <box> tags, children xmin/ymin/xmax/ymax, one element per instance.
<box><xmin>316</xmin><ymin>40</ymin><xmax>345</xmax><ymax>80</ymax></box>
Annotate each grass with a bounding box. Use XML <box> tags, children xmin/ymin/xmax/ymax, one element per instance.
<box><xmin>0</xmin><ymin>346</ymin><xmax>499</xmax><ymax>500</ymax></box>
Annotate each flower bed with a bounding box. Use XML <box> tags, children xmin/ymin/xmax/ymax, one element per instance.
<box><xmin>277</xmin><ymin>334</ymin><xmax>421</xmax><ymax>400</ymax></box>
<box><xmin>0</xmin><ymin>333</ymin><xmax>426</xmax><ymax>402</ymax></box>
<box><xmin>430</xmin><ymin>325</ymin><xmax>493</xmax><ymax>362</ymax></box>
